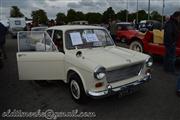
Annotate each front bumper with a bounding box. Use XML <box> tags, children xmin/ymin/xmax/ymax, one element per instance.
<box><xmin>87</xmin><ymin>74</ymin><xmax>151</xmax><ymax>98</ymax></box>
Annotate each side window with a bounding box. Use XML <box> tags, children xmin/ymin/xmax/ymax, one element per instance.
<box><xmin>53</xmin><ymin>30</ymin><xmax>64</xmax><ymax>52</ymax></box>
<box><xmin>47</xmin><ymin>30</ymin><xmax>53</xmax><ymax>38</ymax></box>
<box><xmin>41</xmin><ymin>33</ymin><xmax>57</xmax><ymax>52</ymax></box>
<box><xmin>121</xmin><ymin>25</ymin><xmax>127</xmax><ymax>30</ymax></box>
<box><xmin>117</xmin><ymin>25</ymin><xmax>122</xmax><ymax>30</ymax></box>
<box><xmin>18</xmin><ymin>31</ymin><xmax>58</xmax><ymax>52</ymax></box>
<box><xmin>18</xmin><ymin>31</ymin><xmax>44</xmax><ymax>52</ymax></box>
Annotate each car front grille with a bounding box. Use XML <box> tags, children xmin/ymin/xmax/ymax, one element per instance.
<box><xmin>106</xmin><ymin>62</ymin><xmax>144</xmax><ymax>83</ymax></box>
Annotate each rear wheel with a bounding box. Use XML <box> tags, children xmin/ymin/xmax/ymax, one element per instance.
<box><xmin>129</xmin><ymin>41</ymin><xmax>143</xmax><ymax>53</ymax></box>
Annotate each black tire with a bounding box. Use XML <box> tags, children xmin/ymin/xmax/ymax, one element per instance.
<box><xmin>69</xmin><ymin>74</ymin><xmax>88</xmax><ymax>104</ymax></box>
<box><xmin>129</xmin><ymin>40</ymin><xmax>143</xmax><ymax>53</ymax></box>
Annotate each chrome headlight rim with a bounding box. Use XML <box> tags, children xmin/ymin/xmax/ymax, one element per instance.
<box><xmin>94</xmin><ymin>66</ymin><xmax>106</xmax><ymax>80</ymax></box>
<box><xmin>146</xmin><ymin>57</ymin><xmax>153</xmax><ymax>67</ymax></box>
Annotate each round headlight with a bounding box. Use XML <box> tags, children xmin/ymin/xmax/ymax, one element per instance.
<box><xmin>146</xmin><ymin>57</ymin><xmax>153</xmax><ymax>67</ymax></box>
<box><xmin>96</xmin><ymin>73</ymin><xmax>106</xmax><ymax>80</ymax></box>
<box><xmin>94</xmin><ymin>66</ymin><xmax>106</xmax><ymax>80</ymax></box>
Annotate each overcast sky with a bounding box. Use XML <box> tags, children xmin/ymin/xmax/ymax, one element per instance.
<box><xmin>0</xmin><ymin>0</ymin><xmax>180</xmax><ymax>19</ymax></box>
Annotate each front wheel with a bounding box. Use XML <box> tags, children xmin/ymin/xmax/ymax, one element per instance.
<box><xmin>69</xmin><ymin>75</ymin><xmax>88</xmax><ymax>103</ymax></box>
<box><xmin>129</xmin><ymin>41</ymin><xmax>143</xmax><ymax>53</ymax></box>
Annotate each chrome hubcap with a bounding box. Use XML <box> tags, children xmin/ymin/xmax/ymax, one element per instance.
<box><xmin>70</xmin><ymin>80</ymin><xmax>80</xmax><ymax>99</ymax></box>
<box><xmin>131</xmin><ymin>43</ymin><xmax>142</xmax><ymax>52</ymax></box>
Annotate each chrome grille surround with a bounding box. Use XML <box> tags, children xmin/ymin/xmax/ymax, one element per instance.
<box><xmin>106</xmin><ymin>62</ymin><xmax>144</xmax><ymax>83</ymax></box>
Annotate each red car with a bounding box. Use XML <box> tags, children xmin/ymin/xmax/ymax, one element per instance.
<box><xmin>116</xmin><ymin>22</ymin><xmax>139</xmax><ymax>43</ymax></box>
<box><xmin>129</xmin><ymin>30</ymin><xmax>180</xmax><ymax>57</ymax></box>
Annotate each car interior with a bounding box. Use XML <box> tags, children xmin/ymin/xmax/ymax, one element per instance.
<box><xmin>53</xmin><ymin>30</ymin><xmax>64</xmax><ymax>53</ymax></box>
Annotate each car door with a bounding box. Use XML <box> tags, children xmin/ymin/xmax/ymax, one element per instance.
<box><xmin>17</xmin><ymin>31</ymin><xmax>65</xmax><ymax>80</ymax></box>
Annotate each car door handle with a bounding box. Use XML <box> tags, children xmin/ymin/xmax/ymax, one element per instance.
<box><xmin>18</xmin><ymin>54</ymin><xmax>26</xmax><ymax>57</ymax></box>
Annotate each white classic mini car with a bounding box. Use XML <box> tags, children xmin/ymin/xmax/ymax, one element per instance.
<box><xmin>17</xmin><ymin>25</ymin><xmax>152</xmax><ymax>103</ymax></box>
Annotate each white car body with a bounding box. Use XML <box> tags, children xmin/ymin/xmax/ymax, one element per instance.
<box><xmin>17</xmin><ymin>25</ymin><xmax>152</xmax><ymax>101</ymax></box>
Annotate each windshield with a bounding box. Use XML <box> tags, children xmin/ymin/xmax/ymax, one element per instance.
<box><xmin>66</xmin><ymin>29</ymin><xmax>114</xmax><ymax>49</ymax></box>
<box><xmin>117</xmin><ymin>24</ymin><xmax>135</xmax><ymax>30</ymax></box>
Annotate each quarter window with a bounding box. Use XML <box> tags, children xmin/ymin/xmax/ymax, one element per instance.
<box><xmin>53</xmin><ymin>30</ymin><xmax>64</xmax><ymax>52</ymax></box>
<box><xmin>47</xmin><ymin>30</ymin><xmax>53</xmax><ymax>38</ymax></box>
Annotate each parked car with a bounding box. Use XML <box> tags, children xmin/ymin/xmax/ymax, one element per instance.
<box><xmin>116</xmin><ymin>22</ymin><xmax>139</xmax><ymax>43</ymax></box>
<box><xmin>129</xmin><ymin>30</ymin><xmax>180</xmax><ymax>57</ymax></box>
<box><xmin>17</xmin><ymin>25</ymin><xmax>152</xmax><ymax>103</ymax></box>
<box><xmin>8</xmin><ymin>17</ymin><xmax>26</xmax><ymax>37</ymax></box>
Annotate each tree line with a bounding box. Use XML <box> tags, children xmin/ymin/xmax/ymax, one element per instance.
<box><xmin>10</xmin><ymin>6</ymin><xmax>163</xmax><ymax>25</ymax></box>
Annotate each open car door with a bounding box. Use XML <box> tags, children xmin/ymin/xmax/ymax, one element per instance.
<box><xmin>17</xmin><ymin>31</ymin><xmax>65</xmax><ymax>80</ymax></box>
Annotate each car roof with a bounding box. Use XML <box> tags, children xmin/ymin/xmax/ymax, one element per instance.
<box><xmin>47</xmin><ymin>25</ymin><xmax>105</xmax><ymax>31</ymax></box>
<box><xmin>117</xmin><ymin>22</ymin><xmax>132</xmax><ymax>25</ymax></box>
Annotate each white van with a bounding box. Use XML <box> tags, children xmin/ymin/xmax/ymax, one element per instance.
<box><xmin>9</xmin><ymin>17</ymin><xmax>26</xmax><ymax>37</ymax></box>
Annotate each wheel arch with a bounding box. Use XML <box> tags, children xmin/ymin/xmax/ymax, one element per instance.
<box><xmin>120</xmin><ymin>35</ymin><xmax>128</xmax><ymax>40</ymax></box>
<box><xmin>67</xmin><ymin>69</ymin><xmax>80</xmax><ymax>82</ymax></box>
<box><xmin>129</xmin><ymin>37</ymin><xmax>144</xmax><ymax>52</ymax></box>
<box><xmin>67</xmin><ymin>68</ymin><xmax>89</xmax><ymax>103</ymax></box>
<box><xmin>66</xmin><ymin>68</ymin><xmax>87</xmax><ymax>91</ymax></box>
<box><xmin>128</xmin><ymin>37</ymin><xmax>144</xmax><ymax>46</ymax></box>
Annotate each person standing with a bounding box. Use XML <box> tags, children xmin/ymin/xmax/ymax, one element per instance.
<box><xmin>177</xmin><ymin>75</ymin><xmax>180</xmax><ymax>96</ymax></box>
<box><xmin>163</xmin><ymin>11</ymin><xmax>180</xmax><ymax>75</ymax></box>
<box><xmin>176</xmin><ymin>18</ymin><xmax>180</xmax><ymax>97</ymax></box>
<box><xmin>0</xmin><ymin>22</ymin><xmax>8</xmax><ymax>59</ymax></box>
<box><xmin>109</xmin><ymin>19</ymin><xmax>117</xmax><ymax>41</ymax></box>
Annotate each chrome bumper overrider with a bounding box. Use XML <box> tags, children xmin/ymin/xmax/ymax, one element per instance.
<box><xmin>87</xmin><ymin>74</ymin><xmax>151</xmax><ymax>98</ymax></box>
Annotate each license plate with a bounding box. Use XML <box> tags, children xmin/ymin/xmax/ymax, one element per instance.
<box><xmin>118</xmin><ymin>85</ymin><xmax>137</xmax><ymax>97</ymax></box>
